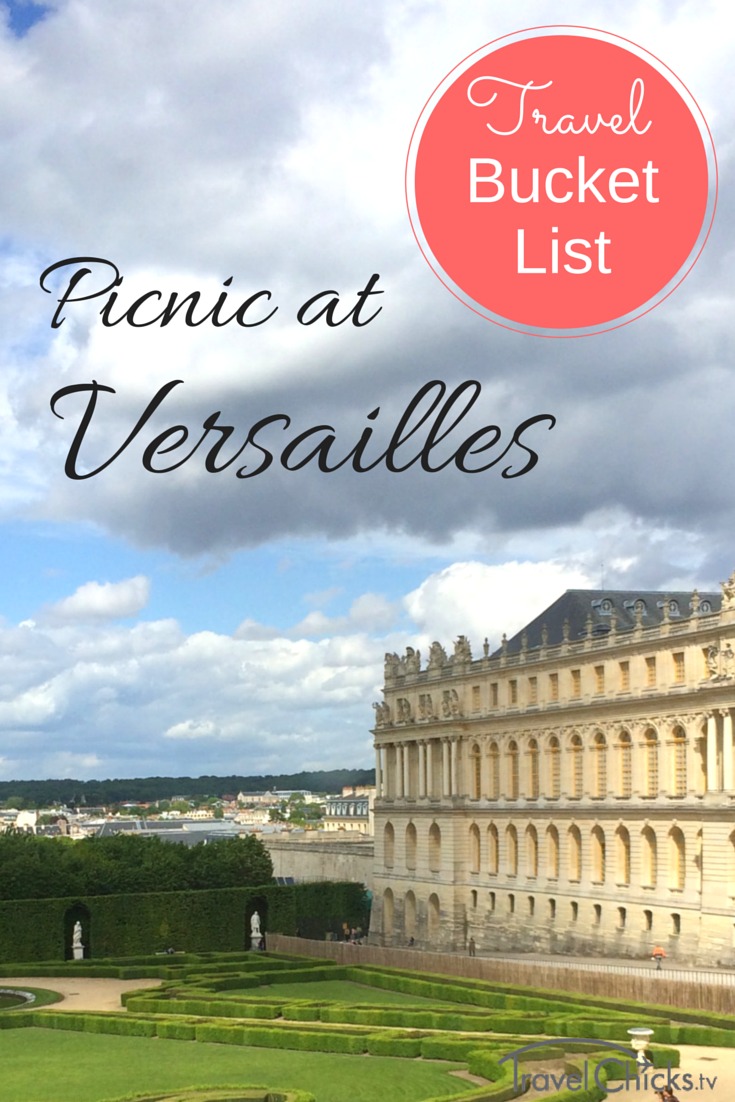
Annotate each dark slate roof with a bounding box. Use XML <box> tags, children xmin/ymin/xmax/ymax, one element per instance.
<box><xmin>497</xmin><ymin>588</ymin><xmax>721</xmax><ymax>656</ymax></box>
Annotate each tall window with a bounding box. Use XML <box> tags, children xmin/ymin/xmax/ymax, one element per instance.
<box><xmin>645</xmin><ymin>656</ymin><xmax>657</xmax><ymax>687</ymax></box>
<box><xmin>509</xmin><ymin>679</ymin><xmax>518</xmax><ymax>705</ymax></box>
<box><xmin>616</xmin><ymin>825</ymin><xmax>631</xmax><ymax>885</ymax></box>
<box><xmin>591</xmin><ymin>826</ymin><xmax>606</xmax><ymax>883</ymax></box>
<box><xmin>428</xmin><ymin>823</ymin><xmax>441</xmax><ymax>873</ymax></box>
<box><xmin>673</xmin><ymin>652</ymin><xmax>685</xmax><ymax>684</ymax></box>
<box><xmin>487</xmin><ymin>824</ymin><xmax>499</xmax><ymax>874</ymax></box>
<box><xmin>568</xmin><ymin>825</ymin><xmax>582</xmax><ymax>882</ymax></box>
<box><xmin>548</xmin><ymin>736</ymin><xmax>561</xmax><ymax>798</ymax></box>
<box><xmin>644</xmin><ymin>729</ymin><xmax>659</xmax><ymax>797</ymax></box>
<box><xmin>404</xmin><ymin>891</ymin><xmax>417</xmax><ymax>939</ymax></box>
<box><xmin>528</xmin><ymin>739</ymin><xmax>540</xmax><ymax>799</ymax></box>
<box><xmin>526</xmin><ymin>825</ymin><xmax>539</xmax><ymax>878</ymax></box>
<box><xmin>529</xmin><ymin>676</ymin><xmax>538</xmax><ymax>704</ymax></box>
<box><xmin>593</xmin><ymin>732</ymin><xmax>607</xmax><ymax>797</ymax></box>
<box><xmin>619</xmin><ymin>661</ymin><xmax>630</xmax><ymax>691</ymax></box>
<box><xmin>669</xmin><ymin>827</ymin><xmax>686</xmax><ymax>890</ymax></box>
<box><xmin>507</xmin><ymin>825</ymin><xmax>518</xmax><ymax>876</ymax></box>
<box><xmin>571</xmin><ymin>669</ymin><xmax>581</xmax><ymax>698</ymax></box>
<box><xmin>384</xmin><ymin>822</ymin><xmax>395</xmax><ymax>868</ymax></box>
<box><xmin>488</xmin><ymin>743</ymin><xmax>500</xmax><ymax>800</ymax></box>
<box><xmin>549</xmin><ymin>672</ymin><xmax>559</xmax><ymax>701</ymax></box>
<box><xmin>594</xmin><ymin>665</ymin><xmax>605</xmax><ymax>694</ymax></box>
<box><xmin>405</xmin><ymin>823</ymin><xmax>417</xmax><ymax>870</ymax></box>
<box><xmin>642</xmin><ymin>827</ymin><xmax>657</xmax><ymax>887</ymax></box>
<box><xmin>469</xmin><ymin>823</ymin><xmax>481</xmax><ymax>874</ymax></box>
<box><xmin>472</xmin><ymin>685</ymin><xmax>481</xmax><ymax>711</ymax></box>
<box><xmin>491</xmin><ymin>683</ymin><xmax>499</xmax><ymax>707</ymax></box>
<box><xmin>547</xmin><ymin>825</ymin><xmax>560</xmax><ymax>879</ymax></box>
<box><xmin>672</xmin><ymin>727</ymin><xmax>687</xmax><ymax>796</ymax></box>
<box><xmin>618</xmin><ymin>732</ymin><xmax>632</xmax><ymax>797</ymax></box>
<box><xmin>570</xmin><ymin>734</ymin><xmax>583</xmax><ymax>798</ymax></box>
<box><xmin>507</xmin><ymin>741</ymin><xmax>519</xmax><ymax>799</ymax></box>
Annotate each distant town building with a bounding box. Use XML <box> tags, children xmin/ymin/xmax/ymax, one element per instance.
<box><xmin>322</xmin><ymin>786</ymin><xmax>375</xmax><ymax>835</ymax></box>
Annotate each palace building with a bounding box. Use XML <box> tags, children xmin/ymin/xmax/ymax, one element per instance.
<box><xmin>370</xmin><ymin>578</ymin><xmax>735</xmax><ymax>965</ymax></box>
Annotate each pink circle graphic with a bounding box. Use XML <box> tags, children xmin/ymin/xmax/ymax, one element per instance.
<box><xmin>406</xmin><ymin>27</ymin><xmax>717</xmax><ymax>337</ymax></box>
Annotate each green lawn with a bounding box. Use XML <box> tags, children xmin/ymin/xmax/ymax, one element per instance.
<box><xmin>1</xmin><ymin>1030</ymin><xmax>467</xmax><ymax>1102</ymax></box>
<box><xmin>233</xmin><ymin>979</ymin><xmax>464</xmax><ymax>1008</ymax></box>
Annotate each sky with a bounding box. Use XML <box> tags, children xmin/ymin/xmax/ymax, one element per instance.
<box><xmin>0</xmin><ymin>0</ymin><xmax>732</xmax><ymax>782</ymax></box>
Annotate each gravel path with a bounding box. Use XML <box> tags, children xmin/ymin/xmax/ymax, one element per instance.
<box><xmin>2</xmin><ymin>976</ymin><xmax>162</xmax><ymax>1012</ymax></box>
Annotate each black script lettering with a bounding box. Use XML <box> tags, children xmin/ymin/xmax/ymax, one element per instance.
<box><xmin>40</xmin><ymin>257</ymin><xmax>122</xmax><ymax>329</ymax></box>
<box><xmin>40</xmin><ymin>256</ymin><xmax>277</xmax><ymax>328</ymax></box>
<box><xmin>50</xmin><ymin>379</ymin><xmax>184</xmax><ymax>478</ymax></box>
<box><xmin>296</xmin><ymin>273</ymin><xmax>383</xmax><ymax>326</ymax></box>
<box><xmin>50</xmin><ymin>378</ymin><xmax>554</xmax><ymax>481</ymax></box>
<box><xmin>501</xmin><ymin>414</ymin><xmax>556</xmax><ymax>477</ymax></box>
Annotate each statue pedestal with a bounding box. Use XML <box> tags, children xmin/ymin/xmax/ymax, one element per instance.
<box><xmin>250</xmin><ymin>936</ymin><xmax>260</xmax><ymax>951</ymax></box>
<box><xmin>73</xmin><ymin>945</ymin><xmax>84</xmax><ymax>961</ymax></box>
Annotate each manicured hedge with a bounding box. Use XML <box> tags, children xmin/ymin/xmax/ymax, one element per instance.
<box><xmin>0</xmin><ymin>882</ymin><xmax>367</xmax><ymax>962</ymax></box>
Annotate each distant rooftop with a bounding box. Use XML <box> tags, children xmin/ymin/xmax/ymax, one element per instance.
<box><xmin>498</xmin><ymin>588</ymin><xmax>720</xmax><ymax>656</ymax></box>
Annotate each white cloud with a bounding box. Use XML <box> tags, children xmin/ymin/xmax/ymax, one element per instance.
<box><xmin>404</xmin><ymin>561</ymin><xmax>594</xmax><ymax>652</ymax></box>
<box><xmin>44</xmin><ymin>575</ymin><xmax>150</xmax><ymax>622</ymax></box>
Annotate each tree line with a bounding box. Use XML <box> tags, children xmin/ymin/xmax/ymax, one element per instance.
<box><xmin>0</xmin><ymin>768</ymin><xmax>374</xmax><ymax>809</ymax></box>
<box><xmin>0</xmin><ymin>831</ymin><xmax>274</xmax><ymax>900</ymax></box>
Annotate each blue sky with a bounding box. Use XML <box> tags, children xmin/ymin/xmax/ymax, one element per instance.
<box><xmin>0</xmin><ymin>0</ymin><xmax>732</xmax><ymax>780</ymax></box>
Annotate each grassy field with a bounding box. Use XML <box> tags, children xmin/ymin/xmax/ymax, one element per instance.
<box><xmin>0</xmin><ymin>1030</ymin><xmax>466</xmax><ymax>1102</ymax></box>
<box><xmin>230</xmin><ymin>979</ymin><xmax>462</xmax><ymax>1007</ymax></box>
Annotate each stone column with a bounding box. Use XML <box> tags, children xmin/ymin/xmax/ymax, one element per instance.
<box><xmin>723</xmin><ymin>710</ymin><xmax>734</xmax><ymax>792</ymax></box>
<box><xmin>706</xmin><ymin>712</ymin><xmax>719</xmax><ymax>792</ymax></box>
<box><xmin>442</xmin><ymin>739</ymin><xmax>451</xmax><ymax>798</ymax></box>
<box><xmin>418</xmin><ymin>741</ymin><xmax>426</xmax><ymax>798</ymax></box>
<box><xmin>396</xmin><ymin>744</ymin><xmax>405</xmax><ymax>799</ymax></box>
<box><xmin>403</xmin><ymin>743</ymin><xmax>411</xmax><ymax>798</ymax></box>
<box><xmin>375</xmin><ymin>745</ymin><xmax>383</xmax><ymax>797</ymax></box>
<box><xmin>425</xmin><ymin>740</ymin><xmax>434</xmax><ymax>798</ymax></box>
<box><xmin>450</xmin><ymin>737</ymin><xmax>458</xmax><ymax>796</ymax></box>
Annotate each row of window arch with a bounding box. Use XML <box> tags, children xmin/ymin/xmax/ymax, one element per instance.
<box><xmin>467</xmin><ymin>726</ymin><xmax>697</xmax><ymax>801</ymax></box>
<box><xmin>381</xmin><ymin>886</ymin><xmax>683</xmax><ymax>940</ymax></box>
<box><xmin>383</xmin><ymin>819</ymin><xmax>697</xmax><ymax>890</ymax></box>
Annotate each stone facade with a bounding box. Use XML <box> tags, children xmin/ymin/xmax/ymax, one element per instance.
<box><xmin>370</xmin><ymin>579</ymin><xmax>735</xmax><ymax>965</ymax></box>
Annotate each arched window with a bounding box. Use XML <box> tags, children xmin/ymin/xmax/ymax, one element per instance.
<box><xmin>570</xmin><ymin>734</ymin><xmax>583</xmax><ymax>798</ymax></box>
<box><xmin>548</xmin><ymin>736</ymin><xmax>561</xmax><ymax>798</ymax></box>
<box><xmin>382</xmin><ymin>888</ymin><xmax>394</xmax><ymax>937</ymax></box>
<box><xmin>672</xmin><ymin>727</ymin><xmax>687</xmax><ymax>796</ymax></box>
<box><xmin>470</xmin><ymin>742</ymin><xmax>482</xmax><ymax>799</ymax></box>
<box><xmin>469</xmin><ymin>823</ymin><xmax>481</xmax><ymax>873</ymax></box>
<box><xmin>405</xmin><ymin>822</ymin><xmax>417</xmax><ymax>870</ymax></box>
<box><xmin>506</xmin><ymin>824</ymin><xmax>518</xmax><ymax>876</ymax></box>
<box><xmin>669</xmin><ymin>827</ymin><xmax>686</xmax><ymax>890</ymax></box>
<box><xmin>507</xmin><ymin>741</ymin><xmax>519</xmax><ymax>799</ymax></box>
<box><xmin>486</xmin><ymin>742</ymin><xmax>499</xmax><ymax>800</ymax></box>
<box><xmin>568</xmin><ymin>825</ymin><xmax>582</xmax><ymax>882</ymax></box>
<box><xmin>592</xmin><ymin>732</ymin><xmax>607</xmax><ymax>798</ymax></box>
<box><xmin>384</xmin><ymin>822</ymin><xmax>395</xmax><ymax>869</ymax></box>
<box><xmin>546</xmin><ymin>825</ymin><xmax>560</xmax><ymax>879</ymax></box>
<box><xmin>591</xmin><ymin>825</ymin><xmax>606</xmax><ymax>883</ymax></box>
<box><xmin>404</xmin><ymin>890</ymin><xmax>417</xmax><ymax>939</ymax></box>
<box><xmin>427</xmin><ymin>893</ymin><xmax>441</xmax><ymax>938</ymax></box>
<box><xmin>615</xmin><ymin>825</ymin><xmax>631</xmax><ymax>886</ymax></box>
<box><xmin>644</xmin><ymin>729</ymin><xmax>659</xmax><ymax>797</ymax></box>
<box><xmin>618</xmin><ymin>731</ymin><xmax>632</xmax><ymax>797</ymax></box>
<box><xmin>526</xmin><ymin>825</ymin><xmax>539</xmax><ymax>878</ymax></box>
<box><xmin>487</xmin><ymin>823</ymin><xmax>499</xmax><ymax>875</ymax></box>
<box><xmin>641</xmin><ymin>826</ymin><xmax>658</xmax><ymax>887</ymax></box>
<box><xmin>428</xmin><ymin>823</ymin><xmax>441</xmax><ymax>872</ymax></box>
<box><xmin>528</xmin><ymin>739</ymin><xmax>540</xmax><ymax>799</ymax></box>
